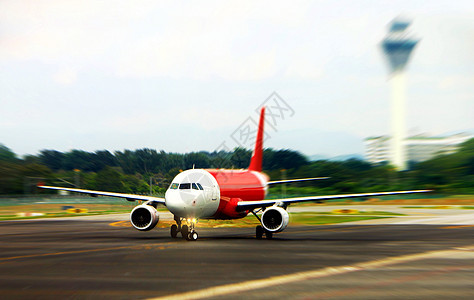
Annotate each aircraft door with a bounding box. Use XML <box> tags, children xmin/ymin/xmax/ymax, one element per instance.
<box><xmin>211</xmin><ymin>184</ymin><xmax>218</xmax><ymax>201</ymax></box>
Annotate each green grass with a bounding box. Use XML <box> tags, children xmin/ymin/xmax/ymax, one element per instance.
<box><xmin>305</xmin><ymin>211</ymin><xmax>404</xmax><ymax>216</ymax></box>
<box><xmin>1</xmin><ymin>210</ymin><xmax>391</xmax><ymax>226</ymax></box>
<box><xmin>401</xmin><ymin>205</ymin><xmax>454</xmax><ymax>209</ymax></box>
<box><xmin>0</xmin><ymin>199</ymin><xmax>400</xmax><ymax>225</ymax></box>
<box><xmin>289</xmin><ymin>214</ymin><xmax>388</xmax><ymax>225</ymax></box>
<box><xmin>194</xmin><ymin>213</ymin><xmax>390</xmax><ymax>228</ymax></box>
<box><xmin>401</xmin><ymin>205</ymin><xmax>474</xmax><ymax>209</ymax></box>
<box><xmin>0</xmin><ymin>209</ymin><xmax>132</xmax><ymax>221</ymax></box>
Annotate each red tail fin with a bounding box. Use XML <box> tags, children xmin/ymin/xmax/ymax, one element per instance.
<box><xmin>248</xmin><ymin>107</ymin><xmax>265</xmax><ymax>172</ymax></box>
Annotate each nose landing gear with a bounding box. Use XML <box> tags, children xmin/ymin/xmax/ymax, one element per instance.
<box><xmin>171</xmin><ymin>215</ymin><xmax>199</xmax><ymax>241</ymax></box>
<box><xmin>187</xmin><ymin>230</ymin><xmax>198</xmax><ymax>241</ymax></box>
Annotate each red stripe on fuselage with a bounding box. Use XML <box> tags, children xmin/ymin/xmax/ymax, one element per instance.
<box><xmin>206</xmin><ymin>169</ymin><xmax>268</xmax><ymax>219</ymax></box>
<box><xmin>207</xmin><ymin>169</ymin><xmax>268</xmax><ymax>201</ymax></box>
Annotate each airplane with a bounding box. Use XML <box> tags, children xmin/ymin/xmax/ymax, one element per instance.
<box><xmin>39</xmin><ymin>107</ymin><xmax>431</xmax><ymax>241</ymax></box>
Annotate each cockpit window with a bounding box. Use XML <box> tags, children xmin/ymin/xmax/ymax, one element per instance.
<box><xmin>173</xmin><ymin>182</ymin><xmax>202</xmax><ymax>190</ymax></box>
<box><xmin>179</xmin><ymin>183</ymin><xmax>191</xmax><ymax>189</ymax></box>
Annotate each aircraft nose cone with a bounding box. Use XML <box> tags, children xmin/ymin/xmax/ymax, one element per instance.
<box><xmin>165</xmin><ymin>191</ymin><xmax>200</xmax><ymax>217</ymax></box>
<box><xmin>164</xmin><ymin>169</ymin><xmax>220</xmax><ymax>218</ymax></box>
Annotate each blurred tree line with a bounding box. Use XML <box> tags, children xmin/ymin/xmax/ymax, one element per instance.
<box><xmin>0</xmin><ymin>138</ymin><xmax>473</xmax><ymax>196</ymax></box>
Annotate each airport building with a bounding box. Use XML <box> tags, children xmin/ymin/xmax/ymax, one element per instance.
<box><xmin>365</xmin><ymin>133</ymin><xmax>473</xmax><ymax>165</ymax></box>
<box><xmin>365</xmin><ymin>136</ymin><xmax>390</xmax><ymax>165</ymax></box>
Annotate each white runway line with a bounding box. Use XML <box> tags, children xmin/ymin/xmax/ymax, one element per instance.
<box><xmin>148</xmin><ymin>245</ymin><xmax>474</xmax><ymax>300</ymax></box>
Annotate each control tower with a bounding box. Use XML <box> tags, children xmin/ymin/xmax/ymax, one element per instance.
<box><xmin>381</xmin><ymin>18</ymin><xmax>418</xmax><ymax>171</ymax></box>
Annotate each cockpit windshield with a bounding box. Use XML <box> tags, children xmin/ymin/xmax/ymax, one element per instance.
<box><xmin>179</xmin><ymin>183</ymin><xmax>191</xmax><ymax>189</ymax></box>
<box><xmin>170</xmin><ymin>182</ymin><xmax>204</xmax><ymax>190</ymax></box>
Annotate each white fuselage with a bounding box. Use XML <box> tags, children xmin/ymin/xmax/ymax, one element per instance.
<box><xmin>164</xmin><ymin>169</ymin><xmax>220</xmax><ymax>218</ymax></box>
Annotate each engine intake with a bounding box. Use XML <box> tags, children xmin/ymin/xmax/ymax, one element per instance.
<box><xmin>130</xmin><ymin>204</ymin><xmax>159</xmax><ymax>231</ymax></box>
<box><xmin>261</xmin><ymin>206</ymin><xmax>289</xmax><ymax>232</ymax></box>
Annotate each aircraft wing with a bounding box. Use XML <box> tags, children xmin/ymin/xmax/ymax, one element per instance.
<box><xmin>38</xmin><ymin>185</ymin><xmax>166</xmax><ymax>205</ymax></box>
<box><xmin>267</xmin><ymin>177</ymin><xmax>329</xmax><ymax>185</ymax></box>
<box><xmin>236</xmin><ymin>189</ymin><xmax>432</xmax><ymax>211</ymax></box>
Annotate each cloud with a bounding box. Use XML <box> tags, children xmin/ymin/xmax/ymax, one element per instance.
<box><xmin>53</xmin><ymin>67</ymin><xmax>78</xmax><ymax>85</ymax></box>
<box><xmin>0</xmin><ymin>1</ymin><xmax>312</xmax><ymax>81</ymax></box>
<box><xmin>115</xmin><ymin>33</ymin><xmax>278</xmax><ymax>81</ymax></box>
<box><xmin>0</xmin><ymin>1</ymin><xmax>162</xmax><ymax>65</ymax></box>
<box><xmin>284</xmin><ymin>46</ymin><xmax>326</xmax><ymax>80</ymax></box>
<box><xmin>438</xmin><ymin>75</ymin><xmax>474</xmax><ymax>90</ymax></box>
<box><xmin>2</xmin><ymin>0</ymin><xmax>474</xmax><ymax>156</ymax></box>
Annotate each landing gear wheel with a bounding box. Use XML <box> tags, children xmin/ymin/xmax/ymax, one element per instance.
<box><xmin>170</xmin><ymin>224</ymin><xmax>178</xmax><ymax>238</ymax></box>
<box><xmin>256</xmin><ymin>225</ymin><xmax>264</xmax><ymax>239</ymax></box>
<box><xmin>181</xmin><ymin>225</ymin><xmax>189</xmax><ymax>239</ymax></box>
<box><xmin>188</xmin><ymin>231</ymin><xmax>198</xmax><ymax>241</ymax></box>
<box><xmin>265</xmin><ymin>230</ymin><xmax>273</xmax><ymax>240</ymax></box>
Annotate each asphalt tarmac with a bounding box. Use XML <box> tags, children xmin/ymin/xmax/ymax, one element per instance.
<box><xmin>0</xmin><ymin>217</ymin><xmax>473</xmax><ymax>299</ymax></box>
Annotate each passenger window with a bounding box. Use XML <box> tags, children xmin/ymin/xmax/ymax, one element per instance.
<box><xmin>192</xmin><ymin>183</ymin><xmax>199</xmax><ymax>190</ymax></box>
<box><xmin>196</xmin><ymin>183</ymin><xmax>204</xmax><ymax>190</ymax></box>
<box><xmin>170</xmin><ymin>183</ymin><xmax>179</xmax><ymax>190</ymax></box>
<box><xmin>179</xmin><ymin>183</ymin><xmax>191</xmax><ymax>189</ymax></box>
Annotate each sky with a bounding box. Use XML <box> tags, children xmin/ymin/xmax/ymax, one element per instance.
<box><xmin>1</xmin><ymin>0</ymin><xmax>473</xmax><ymax>158</ymax></box>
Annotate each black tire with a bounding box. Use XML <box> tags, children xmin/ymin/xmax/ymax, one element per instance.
<box><xmin>188</xmin><ymin>231</ymin><xmax>198</xmax><ymax>241</ymax></box>
<box><xmin>265</xmin><ymin>230</ymin><xmax>273</xmax><ymax>240</ymax></box>
<box><xmin>171</xmin><ymin>224</ymin><xmax>178</xmax><ymax>238</ymax></box>
<box><xmin>256</xmin><ymin>225</ymin><xmax>264</xmax><ymax>239</ymax></box>
<box><xmin>181</xmin><ymin>225</ymin><xmax>189</xmax><ymax>239</ymax></box>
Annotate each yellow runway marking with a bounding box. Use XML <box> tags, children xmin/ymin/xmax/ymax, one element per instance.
<box><xmin>290</xmin><ymin>226</ymin><xmax>366</xmax><ymax>234</ymax></box>
<box><xmin>148</xmin><ymin>245</ymin><xmax>474</xmax><ymax>300</ymax></box>
<box><xmin>408</xmin><ymin>212</ymin><xmax>436</xmax><ymax>216</ymax></box>
<box><xmin>441</xmin><ymin>225</ymin><xmax>474</xmax><ymax>229</ymax></box>
<box><xmin>109</xmin><ymin>220</ymin><xmax>131</xmax><ymax>227</ymax></box>
<box><xmin>0</xmin><ymin>242</ymin><xmax>177</xmax><ymax>264</ymax></box>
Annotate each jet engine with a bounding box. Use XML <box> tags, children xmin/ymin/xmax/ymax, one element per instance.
<box><xmin>130</xmin><ymin>204</ymin><xmax>159</xmax><ymax>231</ymax></box>
<box><xmin>261</xmin><ymin>206</ymin><xmax>289</xmax><ymax>232</ymax></box>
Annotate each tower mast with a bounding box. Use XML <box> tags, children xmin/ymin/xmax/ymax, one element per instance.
<box><xmin>381</xmin><ymin>18</ymin><xmax>419</xmax><ymax>171</ymax></box>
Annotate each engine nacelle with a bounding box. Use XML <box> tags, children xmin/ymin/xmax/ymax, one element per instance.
<box><xmin>261</xmin><ymin>206</ymin><xmax>289</xmax><ymax>232</ymax></box>
<box><xmin>130</xmin><ymin>204</ymin><xmax>159</xmax><ymax>231</ymax></box>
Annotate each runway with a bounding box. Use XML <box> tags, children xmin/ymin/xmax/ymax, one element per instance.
<box><xmin>0</xmin><ymin>216</ymin><xmax>473</xmax><ymax>299</ymax></box>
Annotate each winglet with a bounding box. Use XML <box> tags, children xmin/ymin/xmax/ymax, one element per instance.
<box><xmin>248</xmin><ymin>107</ymin><xmax>265</xmax><ymax>172</ymax></box>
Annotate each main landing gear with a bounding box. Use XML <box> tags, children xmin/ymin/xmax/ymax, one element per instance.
<box><xmin>171</xmin><ymin>215</ymin><xmax>198</xmax><ymax>241</ymax></box>
<box><xmin>255</xmin><ymin>225</ymin><xmax>273</xmax><ymax>240</ymax></box>
<box><xmin>252</xmin><ymin>210</ymin><xmax>273</xmax><ymax>240</ymax></box>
